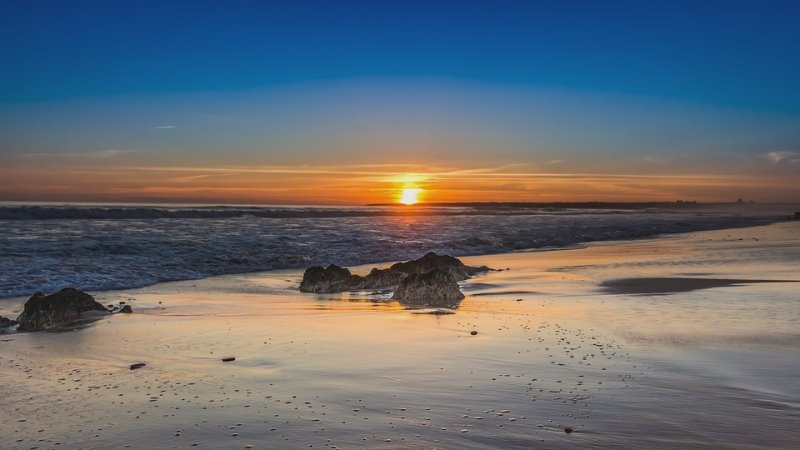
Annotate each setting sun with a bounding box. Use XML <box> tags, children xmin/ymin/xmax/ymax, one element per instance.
<box><xmin>399</xmin><ymin>188</ymin><xmax>422</xmax><ymax>205</ymax></box>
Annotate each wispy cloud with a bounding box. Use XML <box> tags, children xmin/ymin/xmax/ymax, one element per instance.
<box><xmin>18</xmin><ymin>149</ymin><xmax>136</xmax><ymax>160</ymax></box>
<box><xmin>765</xmin><ymin>151</ymin><xmax>800</xmax><ymax>165</ymax></box>
<box><xmin>167</xmin><ymin>172</ymin><xmax>237</xmax><ymax>182</ymax></box>
<box><xmin>634</xmin><ymin>155</ymin><xmax>672</xmax><ymax>165</ymax></box>
<box><xmin>153</xmin><ymin>125</ymin><xmax>176</xmax><ymax>129</ymax></box>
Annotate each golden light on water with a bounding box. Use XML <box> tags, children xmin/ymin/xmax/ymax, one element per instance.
<box><xmin>400</xmin><ymin>188</ymin><xmax>422</xmax><ymax>205</ymax></box>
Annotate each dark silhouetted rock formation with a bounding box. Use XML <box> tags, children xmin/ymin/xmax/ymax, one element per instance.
<box><xmin>359</xmin><ymin>268</ymin><xmax>407</xmax><ymax>289</ymax></box>
<box><xmin>299</xmin><ymin>264</ymin><xmax>408</xmax><ymax>293</ymax></box>
<box><xmin>0</xmin><ymin>315</ymin><xmax>17</xmax><ymax>328</ymax></box>
<box><xmin>389</xmin><ymin>252</ymin><xmax>489</xmax><ymax>281</ymax></box>
<box><xmin>391</xmin><ymin>269</ymin><xmax>465</xmax><ymax>307</ymax></box>
<box><xmin>300</xmin><ymin>252</ymin><xmax>490</xmax><ymax>294</ymax></box>
<box><xmin>16</xmin><ymin>288</ymin><xmax>109</xmax><ymax>331</ymax></box>
<box><xmin>299</xmin><ymin>264</ymin><xmax>358</xmax><ymax>293</ymax></box>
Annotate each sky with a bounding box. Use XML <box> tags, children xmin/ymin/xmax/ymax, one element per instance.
<box><xmin>1</xmin><ymin>0</ymin><xmax>799</xmax><ymax>205</ymax></box>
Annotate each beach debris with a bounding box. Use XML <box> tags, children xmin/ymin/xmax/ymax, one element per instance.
<box><xmin>221</xmin><ymin>357</ymin><xmax>236</xmax><ymax>362</ymax></box>
<box><xmin>300</xmin><ymin>252</ymin><xmax>490</xmax><ymax>295</ymax></box>
<box><xmin>391</xmin><ymin>269</ymin><xmax>465</xmax><ymax>307</ymax></box>
<box><xmin>129</xmin><ymin>363</ymin><xmax>146</xmax><ymax>370</ymax></box>
<box><xmin>16</xmin><ymin>288</ymin><xmax>109</xmax><ymax>332</ymax></box>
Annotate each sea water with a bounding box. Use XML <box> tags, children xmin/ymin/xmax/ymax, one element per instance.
<box><xmin>0</xmin><ymin>203</ymin><xmax>783</xmax><ymax>298</ymax></box>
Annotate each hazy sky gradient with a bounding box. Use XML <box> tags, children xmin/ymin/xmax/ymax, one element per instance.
<box><xmin>1</xmin><ymin>0</ymin><xmax>799</xmax><ymax>204</ymax></box>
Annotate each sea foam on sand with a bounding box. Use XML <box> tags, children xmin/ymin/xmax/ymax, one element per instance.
<box><xmin>0</xmin><ymin>222</ymin><xmax>798</xmax><ymax>449</ymax></box>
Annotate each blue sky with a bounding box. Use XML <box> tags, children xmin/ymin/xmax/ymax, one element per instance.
<box><xmin>1</xmin><ymin>0</ymin><xmax>799</xmax><ymax>203</ymax></box>
<box><xmin>3</xmin><ymin>0</ymin><xmax>799</xmax><ymax>111</ymax></box>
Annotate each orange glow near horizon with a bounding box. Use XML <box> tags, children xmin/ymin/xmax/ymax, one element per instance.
<box><xmin>1</xmin><ymin>161</ymin><xmax>799</xmax><ymax>205</ymax></box>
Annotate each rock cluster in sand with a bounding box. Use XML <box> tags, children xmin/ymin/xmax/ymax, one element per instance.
<box><xmin>300</xmin><ymin>252</ymin><xmax>488</xmax><ymax>306</ymax></box>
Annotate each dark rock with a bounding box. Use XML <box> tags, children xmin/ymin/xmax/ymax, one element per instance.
<box><xmin>391</xmin><ymin>269</ymin><xmax>465</xmax><ymax>307</ymax></box>
<box><xmin>564</xmin><ymin>427</ymin><xmax>574</xmax><ymax>434</ymax></box>
<box><xmin>390</xmin><ymin>252</ymin><xmax>489</xmax><ymax>281</ymax></box>
<box><xmin>118</xmin><ymin>305</ymin><xmax>133</xmax><ymax>314</ymax></box>
<box><xmin>130</xmin><ymin>363</ymin><xmax>146</xmax><ymax>370</ymax></box>
<box><xmin>16</xmin><ymin>288</ymin><xmax>109</xmax><ymax>332</ymax></box>
<box><xmin>358</xmin><ymin>268</ymin><xmax>406</xmax><ymax>289</ymax></box>
<box><xmin>470</xmin><ymin>330</ymin><xmax>478</xmax><ymax>336</ymax></box>
<box><xmin>221</xmin><ymin>357</ymin><xmax>236</xmax><ymax>362</ymax></box>
<box><xmin>0</xmin><ymin>315</ymin><xmax>17</xmax><ymax>328</ymax></box>
<box><xmin>300</xmin><ymin>265</ymin><xmax>407</xmax><ymax>293</ymax></box>
<box><xmin>792</xmin><ymin>211</ymin><xmax>800</xmax><ymax>220</ymax></box>
<box><xmin>299</xmin><ymin>264</ymin><xmax>358</xmax><ymax>293</ymax></box>
<box><xmin>299</xmin><ymin>253</ymin><xmax>490</xmax><ymax>296</ymax></box>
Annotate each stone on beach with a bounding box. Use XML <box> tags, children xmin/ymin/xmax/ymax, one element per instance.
<box><xmin>16</xmin><ymin>288</ymin><xmax>109</xmax><ymax>332</ymax></box>
<box><xmin>0</xmin><ymin>315</ymin><xmax>17</xmax><ymax>328</ymax></box>
<box><xmin>299</xmin><ymin>264</ymin><xmax>358</xmax><ymax>293</ymax></box>
<box><xmin>359</xmin><ymin>267</ymin><xmax>407</xmax><ymax>289</ymax></box>
<box><xmin>391</xmin><ymin>269</ymin><xmax>465</xmax><ymax>307</ymax></box>
<box><xmin>389</xmin><ymin>252</ymin><xmax>489</xmax><ymax>281</ymax></box>
<box><xmin>299</xmin><ymin>252</ymin><xmax>489</xmax><ymax>294</ymax></box>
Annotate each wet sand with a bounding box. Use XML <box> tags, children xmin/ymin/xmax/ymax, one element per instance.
<box><xmin>1</xmin><ymin>222</ymin><xmax>799</xmax><ymax>449</ymax></box>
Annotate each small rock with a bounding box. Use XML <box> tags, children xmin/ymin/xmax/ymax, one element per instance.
<box><xmin>470</xmin><ymin>330</ymin><xmax>478</xmax><ymax>336</ymax></box>
<box><xmin>118</xmin><ymin>305</ymin><xmax>133</xmax><ymax>314</ymax></box>
<box><xmin>130</xmin><ymin>363</ymin><xmax>146</xmax><ymax>370</ymax></box>
<box><xmin>391</xmin><ymin>269</ymin><xmax>465</xmax><ymax>307</ymax></box>
<box><xmin>299</xmin><ymin>264</ymin><xmax>356</xmax><ymax>293</ymax></box>
<box><xmin>564</xmin><ymin>427</ymin><xmax>574</xmax><ymax>434</ymax></box>
<box><xmin>221</xmin><ymin>357</ymin><xmax>236</xmax><ymax>362</ymax></box>
<box><xmin>16</xmin><ymin>288</ymin><xmax>109</xmax><ymax>331</ymax></box>
<box><xmin>0</xmin><ymin>315</ymin><xmax>17</xmax><ymax>328</ymax></box>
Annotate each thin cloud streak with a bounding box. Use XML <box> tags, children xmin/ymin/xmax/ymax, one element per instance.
<box><xmin>17</xmin><ymin>149</ymin><xmax>137</xmax><ymax>160</ymax></box>
<box><xmin>765</xmin><ymin>151</ymin><xmax>800</xmax><ymax>165</ymax></box>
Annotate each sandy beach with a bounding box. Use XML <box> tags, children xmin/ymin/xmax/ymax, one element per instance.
<box><xmin>1</xmin><ymin>221</ymin><xmax>798</xmax><ymax>449</ymax></box>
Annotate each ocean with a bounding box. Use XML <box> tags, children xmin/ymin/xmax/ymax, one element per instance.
<box><xmin>0</xmin><ymin>203</ymin><xmax>784</xmax><ymax>299</ymax></box>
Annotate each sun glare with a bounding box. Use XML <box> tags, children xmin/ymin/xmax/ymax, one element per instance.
<box><xmin>400</xmin><ymin>188</ymin><xmax>422</xmax><ymax>205</ymax></box>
